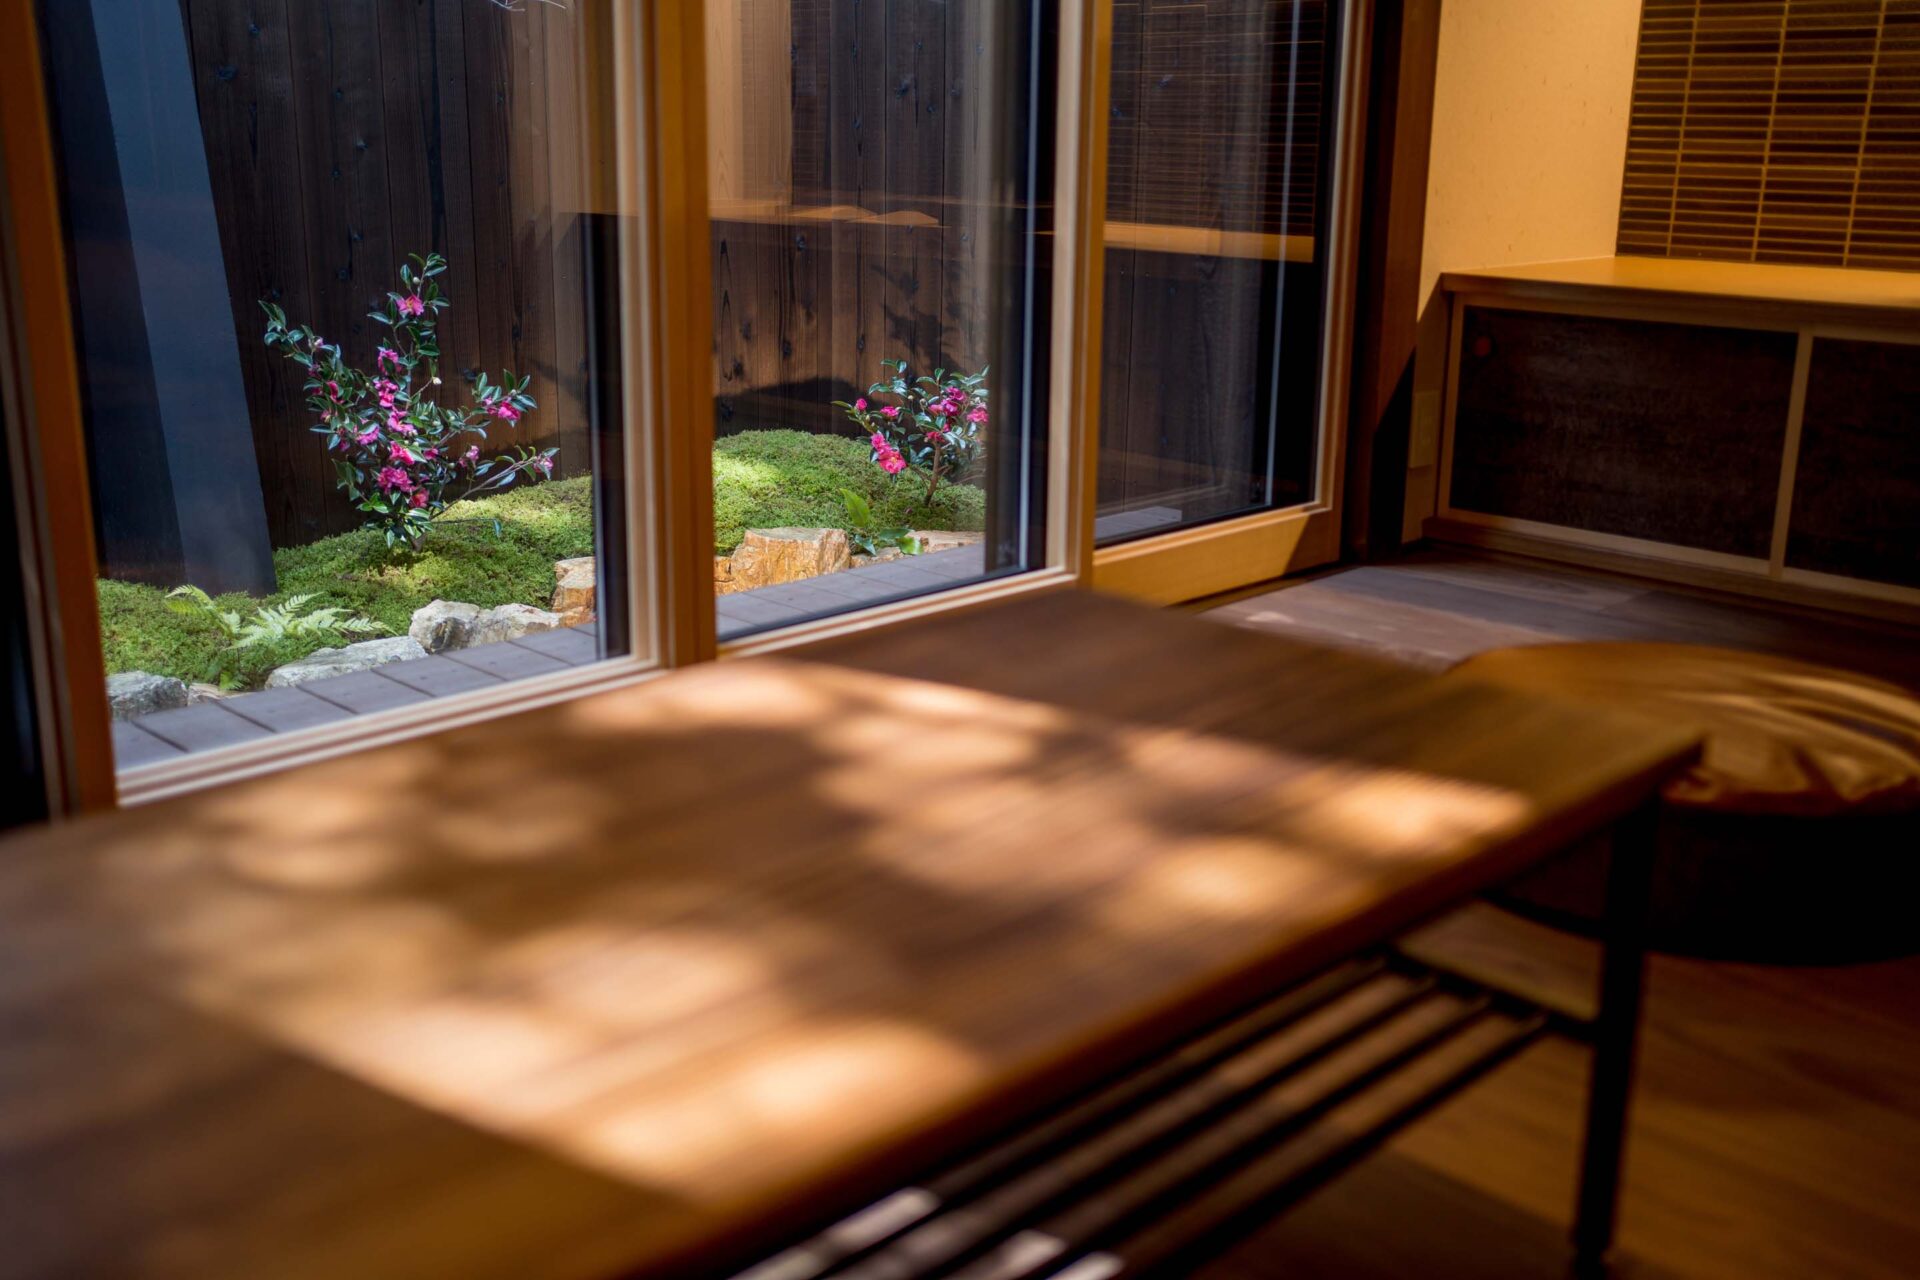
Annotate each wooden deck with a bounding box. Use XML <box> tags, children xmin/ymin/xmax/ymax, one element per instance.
<box><xmin>716</xmin><ymin>545</ymin><xmax>989</xmax><ymax>639</ymax></box>
<box><xmin>715</xmin><ymin>507</ymin><xmax>1185</xmax><ymax>640</ymax></box>
<box><xmin>111</xmin><ymin>622</ymin><xmax>604</xmax><ymax>767</ymax></box>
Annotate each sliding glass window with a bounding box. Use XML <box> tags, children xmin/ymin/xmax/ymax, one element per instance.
<box><xmin>35</xmin><ymin>1</ymin><xmax>638</xmax><ymax>772</ymax></box>
<box><xmin>1096</xmin><ymin>0</ymin><xmax>1342</xmax><ymax>544</ymax></box>
<box><xmin>705</xmin><ymin>0</ymin><xmax>1058</xmax><ymax>639</ymax></box>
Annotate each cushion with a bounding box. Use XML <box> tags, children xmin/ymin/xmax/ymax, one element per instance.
<box><xmin>1450</xmin><ymin>643</ymin><xmax>1920</xmax><ymax>819</ymax></box>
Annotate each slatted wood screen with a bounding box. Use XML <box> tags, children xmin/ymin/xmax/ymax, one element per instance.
<box><xmin>1108</xmin><ymin>0</ymin><xmax>1329</xmax><ymax>235</ymax></box>
<box><xmin>1620</xmin><ymin>0</ymin><xmax>1920</xmax><ymax>270</ymax></box>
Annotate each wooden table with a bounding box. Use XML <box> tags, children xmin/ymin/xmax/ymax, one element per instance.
<box><xmin>0</xmin><ymin>593</ymin><xmax>1698</xmax><ymax>1280</ymax></box>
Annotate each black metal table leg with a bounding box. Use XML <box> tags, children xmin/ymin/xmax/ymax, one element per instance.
<box><xmin>1571</xmin><ymin>797</ymin><xmax>1660</xmax><ymax>1275</ymax></box>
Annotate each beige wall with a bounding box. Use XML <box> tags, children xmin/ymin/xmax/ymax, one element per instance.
<box><xmin>1404</xmin><ymin>0</ymin><xmax>1643</xmax><ymax>540</ymax></box>
<box><xmin>1419</xmin><ymin>0</ymin><xmax>1643</xmax><ymax>303</ymax></box>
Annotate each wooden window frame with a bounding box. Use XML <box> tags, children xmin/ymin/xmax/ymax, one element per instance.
<box><xmin>1092</xmin><ymin>0</ymin><xmax>1372</xmax><ymax>606</ymax></box>
<box><xmin>5</xmin><ymin>0</ymin><xmax>1358</xmax><ymax>808</ymax></box>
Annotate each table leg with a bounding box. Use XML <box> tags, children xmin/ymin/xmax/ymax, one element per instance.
<box><xmin>1571</xmin><ymin>797</ymin><xmax>1659</xmax><ymax>1276</ymax></box>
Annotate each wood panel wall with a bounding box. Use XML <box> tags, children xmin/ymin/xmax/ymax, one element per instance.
<box><xmin>1619</xmin><ymin>0</ymin><xmax>1920</xmax><ymax>270</ymax></box>
<box><xmin>178</xmin><ymin>0</ymin><xmax>594</xmax><ymax>548</ymax></box>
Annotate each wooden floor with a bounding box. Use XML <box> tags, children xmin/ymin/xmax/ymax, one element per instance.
<box><xmin>1207</xmin><ymin>547</ymin><xmax>1920</xmax><ymax>689</ymax></box>
<box><xmin>1197</xmin><ymin>549</ymin><xmax>1920</xmax><ymax>1279</ymax></box>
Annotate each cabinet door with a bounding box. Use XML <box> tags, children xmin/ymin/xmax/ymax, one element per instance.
<box><xmin>1788</xmin><ymin>338</ymin><xmax>1920</xmax><ymax>590</ymax></box>
<box><xmin>1447</xmin><ymin>306</ymin><xmax>1796</xmax><ymax>559</ymax></box>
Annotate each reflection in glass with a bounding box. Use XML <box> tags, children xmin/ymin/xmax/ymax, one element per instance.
<box><xmin>1096</xmin><ymin>0</ymin><xmax>1341</xmax><ymax>543</ymax></box>
<box><xmin>36</xmin><ymin>0</ymin><xmax>630</xmax><ymax>770</ymax></box>
<box><xmin>706</xmin><ymin>0</ymin><xmax>1057</xmax><ymax>640</ymax></box>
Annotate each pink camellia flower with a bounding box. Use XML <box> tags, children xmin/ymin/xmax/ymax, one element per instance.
<box><xmin>424</xmin><ymin>447</ymin><xmax>439</xmax><ymax>460</ymax></box>
<box><xmin>881</xmin><ymin>405</ymin><xmax>901</xmax><ymax>418</ymax></box>
<box><xmin>375</xmin><ymin>379</ymin><xmax>397</xmax><ymax>409</ymax></box>
<box><xmin>536</xmin><ymin>455</ymin><xmax>554</xmax><ymax>475</ymax></box>
<box><xmin>410</xmin><ymin>488</ymin><xmax>430</xmax><ymax>508</ymax></box>
<box><xmin>325</xmin><ymin>379</ymin><xmax>341</xmax><ymax>401</ymax></box>
<box><xmin>968</xmin><ymin>407</ymin><xmax>988</xmax><ymax>424</ymax></box>
<box><xmin>376</xmin><ymin>466</ymin><xmax>412</xmax><ymax>493</ymax></box>
<box><xmin>377</xmin><ymin>346</ymin><xmax>400</xmax><ymax>369</ymax></box>
<box><xmin>493</xmin><ymin>403</ymin><xmax>521</xmax><ymax>422</ymax></box>
<box><xmin>463</xmin><ymin>445</ymin><xmax>481</xmax><ymax>464</ymax></box>
<box><xmin>388</xmin><ymin>410</ymin><xmax>416</xmax><ymax>436</ymax></box>
<box><xmin>356</xmin><ymin>427</ymin><xmax>380</xmax><ymax>447</ymax></box>
<box><xmin>880</xmin><ymin>452</ymin><xmax>907</xmax><ymax>475</ymax></box>
<box><xmin>855</xmin><ymin>397</ymin><xmax>868</xmax><ymax>411</ymax></box>
<box><xmin>398</xmin><ymin>294</ymin><xmax>426</xmax><ymax>317</ymax></box>
<box><xmin>870</xmin><ymin>431</ymin><xmax>888</xmax><ymax>451</ymax></box>
<box><xmin>389</xmin><ymin>445</ymin><xmax>416</xmax><ymax>465</ymax></box>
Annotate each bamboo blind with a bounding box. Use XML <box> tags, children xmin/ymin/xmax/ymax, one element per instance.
<box><xmin>1619</xmin><ymin>0</ymin><xmax>1920</xmax><ymax>270</ymax></box>
<box><xmin>1108</xmin><ymin>0</ymin><xmax>1331</xmax><ymax>237</ymax></box>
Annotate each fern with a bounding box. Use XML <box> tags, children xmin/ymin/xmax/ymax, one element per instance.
<box><xmin>165</xmin><ymin>586</ymin><xmax>385</xmax><ymax>688</ymax></box>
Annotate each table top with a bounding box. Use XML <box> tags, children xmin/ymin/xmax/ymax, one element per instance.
<box><xmin>1441</xmin><ymin>255</ymin><xmax>1920</xmax><ymax>325</ymax></box>
<box><xmin>0</xmin><ymin>592</ymin><xmax>1698</xmax><ymax>1280</ymax></box>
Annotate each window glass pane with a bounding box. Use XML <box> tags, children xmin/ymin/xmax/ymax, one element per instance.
<box><xmin>706</xmin><ymin>0</ymin><xmax>1056</xmax><ymax>640</ymax></box>
<box><xmin>36</xmin><ymin>1</ymin><xmax>635</xmax><ymax>771</ymax></box>
<box><xmin>1096</xmin><ymin>0</ymin><xmax>1341</xmax><ymax>544</ymax></box>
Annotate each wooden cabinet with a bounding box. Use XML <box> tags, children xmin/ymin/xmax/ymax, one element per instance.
<box><xmin>1448</xmin><ymin>307</ymin><xmax>1795</xmax><ymax>561</ymax></box>
<box><xmin>1790</xmin><ymin>339</ymin><xmax>1920</xmax><ymax>591</ymax></box>
<box><xmin>1430</xmin><ymin>258</ymin><xmax>1920</xmax><ymax>615</ymax></box>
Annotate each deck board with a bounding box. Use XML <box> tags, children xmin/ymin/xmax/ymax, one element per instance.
<box><xmin>110</xmin><ymin>720</ymin><xmax>186</xmax><ymax>767</ymax></box>
<box><xmin>221</xmin><ymin>687</ymin><xmax>359</xmax><ymax>734</ymax></box>
<box><xmin>133</xmin><ymin>703</ymin><xmax>276</xmax><ymax>753</ymax></box>
<box><xmin>445</xmin><ymin>642</ymin><xmax>574</xmax><ymax>681</ymax></box>
<box><xmin>114</xmin><ymin>626</ymin><xmax>604</xmax><ymax>765</ymax></box>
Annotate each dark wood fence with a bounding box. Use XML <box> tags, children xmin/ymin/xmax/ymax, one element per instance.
<box><xmin>176</xmin><ymin>0</ymin><xmax>1332</xmax><ymax>547</ymax></box>
<box><xmin>179</xmin><ymin>0</ymin><xmax>593</xmax><ymax>548</ymax></box>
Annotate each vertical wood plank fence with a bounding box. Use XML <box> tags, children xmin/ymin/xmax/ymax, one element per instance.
<box><xmin>179</xmin><ymin>0</ymin><xmax>590</xmax><ymax>548</ymax></box>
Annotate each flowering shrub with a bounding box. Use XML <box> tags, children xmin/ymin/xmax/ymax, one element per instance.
<box><xmin>834</xmin><ymin>361</ymin><xmax>989</xmax><ymax>508</ymax></box>
<box><xmin>262</xmin><ymin>253</ymin><xmax>555</xmax><ymax>550</ymax></box>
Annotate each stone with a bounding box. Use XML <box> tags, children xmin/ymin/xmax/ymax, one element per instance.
<box><xmin>911</xmin><ymin>529</ymin><xmax>986</xmax><ymax>554</ymax></box>
<box><xmin>726</xmin><ymin>527</ymin><xmax>850</xmax><ymax>592</ymax></box>
<box><xmin>552</xmin><ymin>556</ymin><xmax>597</xmax><ymax>625</ymax></box>
<box><xmin>187</xmin><ymin>683</ymin><xmax>231</xmax><ymax>706</ymax></box>
<box><xmin>470</xmin><ymin>603</ymin><xmax>565</xmax><ymax>646</ymax></box>
<box><xmin>410</xmin><ymin>599</ymin><xmax>483</xmax><ymax>654</ymax></box>
<box><xmin>267</xmin><ymin>637</ymin><xmax>428</xmax><ymax>688</ymax></box>
<box><xmin>851</xmin><ymin>547</ymin><xmax>907</xmax><ymax>568</ymax></box>
<box><xmin>714</xmin><ymin>556</ymin><xmax>738</xmax><ymax>595</ymax></box>
<box><xmin>106</xmin><ymin>671</ymin><xmax>187</xmax><ymax>721</ymax></box>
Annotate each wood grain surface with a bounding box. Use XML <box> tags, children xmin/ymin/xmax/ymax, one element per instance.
<box><xmin>0</xmin><ymin>593</ymin><xmax>1696</xmax><ymax>1280</ymax></box>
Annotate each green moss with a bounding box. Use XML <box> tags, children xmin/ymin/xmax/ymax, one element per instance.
<box><xmin>713</xmin><ymin>429</ymin><xmax>985</xmax><ymax>555</ymax></box>
<box><xmin>98</xmin><ymin>477</ymin><xmax>595</xmax><ymax>686</ymax></box>
<box><xmin>98</xmin><ymin>434</ymin><xmax>987</xmax><ymax>687</ymax></box>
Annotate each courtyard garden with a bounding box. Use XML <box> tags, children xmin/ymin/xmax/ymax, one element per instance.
<box><xmin>101</xmin><ymin>431</ymin><xmax>987</xmax><ymax>698</ymax></box>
